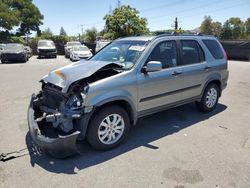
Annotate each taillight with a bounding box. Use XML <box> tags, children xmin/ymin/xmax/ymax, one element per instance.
<box><xmin>219</xmin><ymin>41</ymin><xmax>227</xmax><ymax>60</ymax></box>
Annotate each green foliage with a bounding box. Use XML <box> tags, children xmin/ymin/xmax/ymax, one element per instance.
<box><xmin>0</xmin><ymin>31</ymin><xmax>11</xmax><ymax>42</ymax></box>
<box><xmin>83</xmin><ymin>27</ymin><xmax>97</xmax><ymax>43</ymax></box>
<box><xmin>10</xmin><ymin>36</ymin><xmax>25</xmax><ymax>44</ymax></box>
<box><xmin>59</xmin><ymin>27</ymin><xmax>67</xmax><ymax>36</ymax></box>
<box><xmin>41</xmin><ymin>28</ymin><xmax>53</xmax><ymax>38</ymax></box>
<box><xmin>103</xmin><ymin>5</ymin><xmax>148</xmax><ymax>39</ymax></box>
<box><xmin>228</xmin><ymin>17</ymin><xmax>244</xmax><ymax>39</ymax></box>
<box><xmin>244</xmin><ymin>18</ymin><xmax>250</xmax><ymax>40</ymax></box>
<box><xmin>200</xmin><ymin>16</ymin><xmax>213</xmax><ymax>35</ymax></box>
<box><xmin>0</xmin><ymin>1</ymin><xmax>20</xmax><ymax>30</ymax></box>
<box><xmin>200</xmin><ymin>16</ymin><xmax>250</xmax><ymax>40</ymax></box>
<box><xmin>211</xmin><ymin>22</ymin><xmax>222</xmax><ymax>38</ymax></box>
<box><xmin>220</xmin><ymin>20</ymin><xmax>233</xmax><ymax>39</ymax></box>
<box><xmin>0</xmin><ymin>0</ymin><xmax>43</xmax><ymax>35</ymax></box>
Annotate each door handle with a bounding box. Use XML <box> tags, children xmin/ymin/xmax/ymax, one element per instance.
<box><xmin>172</xmin><ymin>71</ymin><xmax>182</xmax><ymax>76</ymax></box>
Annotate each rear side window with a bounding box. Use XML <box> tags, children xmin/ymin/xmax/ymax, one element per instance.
<box><xmin>180</xmin><ymin>40</ymin><xmax>204</xmax><ymax>65</ymax></box>
<box><xmin>202</xmin><ymin>39</ymin><xmax>224</xmax><ymax>59</ymax></box>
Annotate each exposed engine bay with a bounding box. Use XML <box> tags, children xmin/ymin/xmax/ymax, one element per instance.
<box><xmin>32</xmin><ymin>63</ymin><xmax>122</xmax><ymax>139</ymax></box>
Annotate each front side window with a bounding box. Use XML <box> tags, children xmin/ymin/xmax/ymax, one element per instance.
<box><xmin>90</xmin><ymin>41</ymin><xmax>147</xmax><ymax>70</ymax></box>
<box><xmin>147</xmin><ymin>40</ymin><xmax>178</xmax><ymax>69</ymax></box>
<box><xmin>180</xmin><ymin>40</ymin><xmax>204</xmax><ymax>65</ymax></box>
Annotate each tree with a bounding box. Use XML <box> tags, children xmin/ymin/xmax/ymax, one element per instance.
<box><xmin>0</xmin><ymin>1</ymin><xmax>20</xmax><ymax>30</ymax></box>
<box><xmin>84</xmin><ymin>27</ymin><xmax>97</xmax><ymax>43</ymax></box>
<box><xmin>211</xmin><ymin>21</ymin><xmax>222</xmax><ymax>38</ymax></box>
<box><xmin>0</xmin><ymin>0</ymin><xmax>43</xmax><ymax>35</ymax></box>
<box><xmin>228</xmin><ymin>17</ymin><xmax>243</xmax><ymax>39</ymax></box>
<box><xmin>59</xmin><ymin>27</ymin><xmax>67</xmax><ymax>36</ymax></box>
<box><xmin>200</xmin><ymin>16</ymin><xmax>213</xmax><ymax>35</ymax></box>
<box><xmin>41</xmin><ymin>28</ymin><xmax>53</xmax><ymax>38</ymax></box>
<box><xmin>244</xmin><ymin>18</ymin><xmax>250</xmax><ymax>39</ymax></box>
<box><xmin>103</xmin><ymin>5</ymin><xmax>148</xmax><ymax>39</ymax></box>
<box><xmin>220</xmin><ymin>20</ymin><xmax>233</xmax><ymax>39</ymax></box>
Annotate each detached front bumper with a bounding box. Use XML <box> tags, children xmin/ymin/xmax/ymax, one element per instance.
<box><xmin>27</xmin><ymin>94</ymin><xmax>80</xmax><ymax>158</ymax></box>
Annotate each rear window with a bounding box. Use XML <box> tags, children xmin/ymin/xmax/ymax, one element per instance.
<box><xmin>202</xmin><ymin>39</ymin><xmax>224</xmax><ymax>59</ymax></box>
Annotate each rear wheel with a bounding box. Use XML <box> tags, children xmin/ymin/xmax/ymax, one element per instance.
<box><xmin>87</xmin><ymin>105</ymin><xmax>130</xmax><ymax>151</ymax></box>
<box><xmin>196</xmin><ymin>83</ymin><xmax>219</xmax><ymax>112</ymax></box>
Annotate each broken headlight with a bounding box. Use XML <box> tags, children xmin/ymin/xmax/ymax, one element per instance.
<box><xmin>66</xmin><ymin>93</ymin><xmax>86</xmax><ymax>110</ymax></box>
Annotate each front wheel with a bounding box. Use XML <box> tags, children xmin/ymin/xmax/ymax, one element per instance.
<box><xmin>196</xmin><ymin>83</ymin><xmax>219</xmax><ymax>112</ymax></box>
<box><xmin>86</xmin><ymin>105</ymin><xmax>130</xmax><ymax>151</ymax></box>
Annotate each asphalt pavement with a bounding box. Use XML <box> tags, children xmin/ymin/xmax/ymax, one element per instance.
<box><xmin>0</xmin><ymin>56</ymin><xmax>249</xmax><ymax>188</ymax></box>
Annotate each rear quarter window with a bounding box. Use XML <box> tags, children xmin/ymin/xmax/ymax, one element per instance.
<box><xmin>202</xmin><ymin>39</ymin><xmax>224</xmax><ymax>59</ymax></box>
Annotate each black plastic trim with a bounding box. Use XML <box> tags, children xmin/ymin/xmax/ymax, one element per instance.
<box><xmin>140</xmin><ymin>84</ymin><xmax>201</xmax><ymax>103</ymax></box>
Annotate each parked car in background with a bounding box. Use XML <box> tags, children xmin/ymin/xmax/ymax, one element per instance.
<box><xmin>1</xmin><ymin>43</ymin><xmax>29</xmax><ymax>63</ymax></box>
<box><xmin>28</xmin><ymin>34</ymin><xmax>228</xmax><ymax>158</ymax></box>
<box><xmin>64</xmin><ymin>41</ymin><xmax>81</xmax><ymax>58</ymax></box>
<box><xmin>69</xmin><ymin>45</ymin><xmax>92</xmax><ymax>61</ymax></box>
<box><xmin>37</xmin><ymin>40</ymin><xmax>57</xmax><ymax>58</ymax></box>
<box><xmin>24</xmin><ymin>46</ymin><xmax>33</xmax><ymax>58</ymax></box>
<box><xmin>0</xmin><ymin>44</ymin><xmax>6</xmax><ymax>59</ymax></box>
<box><xmin>95</xmin><ymin>40</ymin><xmax>110</xmax><ymax>53</ymax></box>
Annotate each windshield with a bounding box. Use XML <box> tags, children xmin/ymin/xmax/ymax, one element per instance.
<box><xmin>73</xmin><ymin>46</ymin><xmax>89</xmax><ymax>51</ymax></box>
<box><xmin>90</xmin><ymin>41</ymin><xmax>147</xmax><ymax>70</ymax></box>
<box><xmin>38</xmin><ymin>41</ymin><xmax>55</xmax><ymax>47</ymax></box>
<box><xmin>5</xmin><ymin>44</ymin><xmax>23</xmax><ymax>51</ymax></box>
<box><xmin>67</xmin><ymin>42</ymin><xmax>81</xmax><ymax>47</ymax></box>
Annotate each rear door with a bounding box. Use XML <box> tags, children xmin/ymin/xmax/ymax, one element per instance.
<box><xmin>178</xmin><ymin>40</ymin><xmax>210</xmax><ymax>99</ymax></box>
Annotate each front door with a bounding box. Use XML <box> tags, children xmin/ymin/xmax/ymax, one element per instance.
<box><xmin>137</xmin><ymin>40</ymin><xmax>184</xmax><ymax>113</ymax></box>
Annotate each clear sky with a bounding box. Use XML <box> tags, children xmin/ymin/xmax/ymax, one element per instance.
<box><xmin>33</xmin><ymin>0</ymin><xmax>250</xmax><ymax>36</ymax></box>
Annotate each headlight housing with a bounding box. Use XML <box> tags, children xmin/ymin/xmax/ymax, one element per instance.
<box><xmin>66</xmin><ymin>93</ymin><xmax>86</xmax><ymax>110</ymax></box>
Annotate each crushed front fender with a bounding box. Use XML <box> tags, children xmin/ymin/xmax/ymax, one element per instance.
<box><xmin>27</xmin><ymin>94</ymin><xmax>80</xmax><ymax>158</ymax></box>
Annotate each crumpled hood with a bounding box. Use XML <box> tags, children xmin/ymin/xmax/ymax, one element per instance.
<box><xmin>42</xmin><ymin>60</ymin><xmax>120</xmax><ymax>93</ymax></box>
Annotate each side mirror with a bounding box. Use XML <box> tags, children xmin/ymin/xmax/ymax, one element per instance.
<box><xmin>141</xmin><ymin>61</ymin><xmax>162</xmax><ymax>74</ymax></box>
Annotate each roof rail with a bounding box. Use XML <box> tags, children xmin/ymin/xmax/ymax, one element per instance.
<box><xmin>153</xmin><ymin>32</ymin><xmax>207</xmax><ymax>40</ymax></box>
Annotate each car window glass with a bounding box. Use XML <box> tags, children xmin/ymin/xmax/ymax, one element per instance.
<box><xmin>180</xmin><ymin>40</ymin><xmax>203</xmax><ymax>65</ymax></box>
<box><xmin>202</xmin><ymin>39</ymin><xmax>224</xmax><ymax>59</ymax></box>
<box><xmin>148</xmin><ymin>41</ymin><xmax>178</xmax><ymax>69</ymax></box>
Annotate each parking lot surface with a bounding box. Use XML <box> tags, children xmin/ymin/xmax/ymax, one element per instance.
<box><xmin>0</xmin><ymin>56</ymin><xmax>250</xmax><ymax>188</ymax></box>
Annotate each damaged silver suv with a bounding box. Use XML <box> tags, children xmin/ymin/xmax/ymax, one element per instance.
<box><xmin>28</xmin><ymin>34</ymin><xmax>228</xmax><ymax>157</ymax></box>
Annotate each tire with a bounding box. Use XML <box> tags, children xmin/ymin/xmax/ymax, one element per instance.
<box><xmin>86</xmin><ymin>105</ymin><xmax>130</xmax><ymax>151</ymax></box>
<box><xmin>196</xmin><ymin>83</ymin><xmax>219</xmax><ymax>112</ymax></box>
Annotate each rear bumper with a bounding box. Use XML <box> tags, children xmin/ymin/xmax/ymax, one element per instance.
<box><xmin>27</xmin><ymin>94</ymin><xmax>80</xmax><ymax>158</ymax></box>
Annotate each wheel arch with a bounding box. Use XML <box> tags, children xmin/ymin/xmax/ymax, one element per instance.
<box><xmin>76</xmin><ymin>97</ymin><xmax>137</xmax><ymax>140</ymax></box>
<box><xmin>94</xmin><ymin>97</ymin><xmax>137</xmax><ymax>125</ymax></box>
<box><xmin>202</xmin><ymin>78</ymin><xmax>222</xmax><ymax>98</ymax></box>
